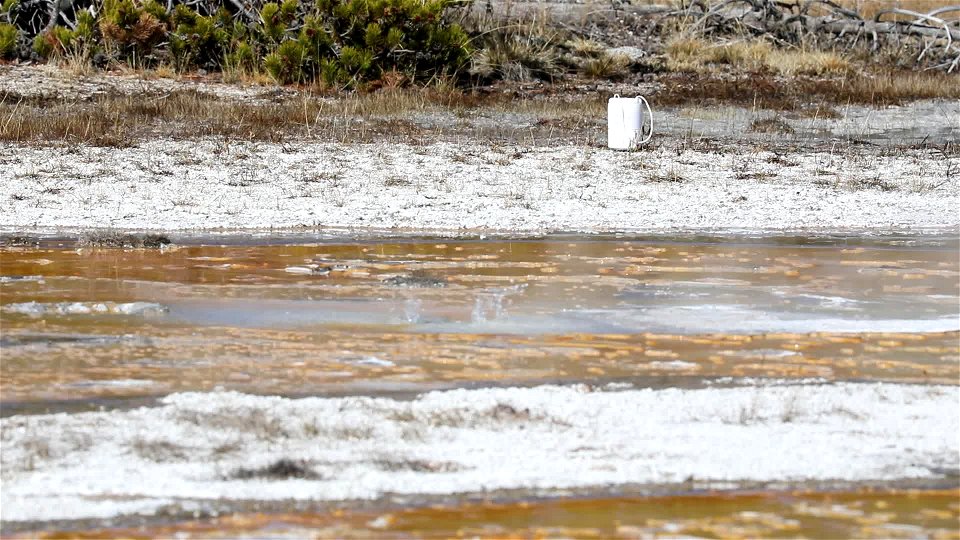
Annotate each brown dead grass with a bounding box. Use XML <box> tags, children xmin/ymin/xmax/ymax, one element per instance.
<box><xmin>0</xmin><ymin>88</ymin><xmax>442</xmax><ymax>145</ymax></box>
<box><xmin>0</xmin><ymin>68</ymin><xmax>954</xmax><ymax>146</ymax></box>
<box><xmin>579</xmin><ymin>53</ymin><xmax>633</xmax><ymax>80</ymax></box>
<box><xmin>666</xmin><ymin>37</ymin><xmax>852</xmax><ymax>76</ymax></box>
<box><xmin>839</xmin><ymin>71</ymin><xmax>960</xmax><ymax>102</ymax></box>
<box><xmin>749</xmin><ymin>116</ymin><xmax>795</xmax><ymax>135</ymax></box>
<box><xmin>655</xmin><ymin>71</ymin><xmax>960</xmax><ymax>109</ymax></box>
<box><xmin>0</xmin><ymin>86</ymin><xmax>610</xmax><ymax>146</ymax></box>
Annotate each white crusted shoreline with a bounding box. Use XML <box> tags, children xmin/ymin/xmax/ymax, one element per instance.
<box><xmin>2</xmin><ymin>140</ymin><xmax>957</xmax><ymax>233</ymax></box>
<box><xmin>1</xmin><ymin>381</ymin><xmax>957</xmax><ymax>522</ymax></box>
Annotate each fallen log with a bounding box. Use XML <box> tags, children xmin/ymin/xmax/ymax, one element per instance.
<box><xmin>670</xmin><ymin>0</ymin><xmax>960</xmax><ymax>71</ymax></box>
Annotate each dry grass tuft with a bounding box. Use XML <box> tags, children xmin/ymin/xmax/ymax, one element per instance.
<box><xmin>221</xmin><ymin>58</ymin><xmax>274</xmax><ymax>86</ymax></box>
<box><xmin>54</xmin><ymin>47</ymin><xmax>97</xmax><ymax>78</ymax></box>
<box><xmin>664</xmin><ymin>37</ymin><xmax>712</xmax><ymax>72</ymax></box>
<box><xmin>769</xmin><ymin>49</ymin><xmax>851</xmax><ymax>76</ymax></box>
<box><xmin>712</xmin><ymin>40</ymin><xmax>774</xmax><ymax>72</ymax></box>
<box><xmin>665</xmin><ymin>37</ymin><xmax>850</xmax><ymax>76</ymax></box>
<box><xmin>466</xmin><ymin>13</ymin><xmax>566</xmax><ymax>82</ymax></box>
<box><xmin>579</xmin><ymin>53</ymin><xmax>632</xmax><ymax>80</ymax></box>
<box><xmin>839</xmin><ymin>71</ymin><xmax>960</xmax><ymax>102</ymax></box>
<box><xmin>566</xmin><ymin>37</ymin><xmax>606</xmax><ymax>58</ymax></box>
<box><xmin>656</xmin><ymin>69</ymin><xmax>959</xmax><ymax>108</ymax></box>
<box><xmin>470</xmin><ymin>34</ymin><xmax>562</xmax><ymax>81</ymax></box>
<box><xmin>749</xmin><ymin>116</ymin><xmax>795</xmax><ymax>134</ymax></box>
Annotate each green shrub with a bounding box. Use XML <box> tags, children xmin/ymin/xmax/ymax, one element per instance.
<box><xmin>0</xmin><ymin>0</ymin><xmax>16</xmax><ymax>28</ymax></box>
<box><xmin>1</xmin><ymin>0</ymin><xmax>17</xmax><ymax>18</ymax></box>
<box><xmin>225</xmin><ymin>40</ymin><xmax>255</xmax><ymax>71</ymax></box>
<box><xmin>0</xmin><ymin>22</ymin><xmax>16</xmax><ymax>58</ymax></box>
<box><xmin>264</xmin><ymin>38</ymin><xmax>305</xmax><ymax>83</ymax></box>
<box><xmin>14</xmin><ymin>0</ymin><xmax>472</xmax><ymax>85</ymax></box>
<box><xmin>170</xmin><ymin>5</ymin><xmax>231</xmax><ymax>68</ymax></box>
<box><xmin>298</xmin><ymin>14</ymin><xmax>332</xmax><ymax>74</ymax></box>
<box><xmin>33</xmin><ymin>26</ymin><xmax>79</xmax><ymax>58</ymax></box>
<box><xmin>339</xmin><ymin>45</ymin><xmax>373</xmax><ymax>75</ymax></box>
<box><xmin>320</xmin><ymin>0</ymin><xmax>471</xmax><ymax>82</ymax></box>
<box><xmin>73</xmin><ymin>10</ymin><xmax>99</xmax><ymax>51</ymax></box>
<box><xmin>263</xmin><ymin>0</ymin><xmax>472</xmax><ymax>86</ymax></box>
<box><xmin>320</xmin><ymin>57</ymin><xmax>347</xmax><ymax>86</ymax></box>
<box><xmin>99</xmin><ymin>0</ymin><xmax>167</xmax><ymax>60</ymax></box>
<box><xmin>29</xmin><ymin>9</ymin><xmax>100</xmax><ymax>60</ymax></box>
<box><xmin>141</xmin><ymin>0</ymin><xmax>170</xmax><ymax>25</ymax></box>
<box><xmin>32</xmin><ymin>33</ymin><xmax>50</xmax><ymax>57</ymax></box>
<box><xmin>260</xmin><ymin>0</ymin><xmax>298</xmax><ymax>45</ymax></box>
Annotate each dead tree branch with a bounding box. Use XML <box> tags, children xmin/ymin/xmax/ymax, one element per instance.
<box><xmin>667</xmin><ymin>0</ymin><xmax>960</xmax><ymax>71</ymax></box>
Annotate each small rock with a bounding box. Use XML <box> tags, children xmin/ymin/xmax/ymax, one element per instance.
<box><xmin>605</xmin><ymin>46</ymin><xmax>646</xmax><ymax>62</ymax></box>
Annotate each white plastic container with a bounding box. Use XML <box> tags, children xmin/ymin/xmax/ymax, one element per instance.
<box><xmin>607</xmin><ymin>95</ymin><xmax>653</xmax><ymax>150</ymax></box>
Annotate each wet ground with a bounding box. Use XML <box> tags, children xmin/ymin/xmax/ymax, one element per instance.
<box><xmin>1</xmin><ymin>232</ymin><xmax>958</xmax><ymax>537</ymax></box>
<box><xmin>31</xmin><ymin>489</ymin><xmax>957</xmax><ymax>539</ymax></box>
<box><xmin>2</xmin><ymin>233</ymin><xmax>957</xmax><ymax>409</ymax></box>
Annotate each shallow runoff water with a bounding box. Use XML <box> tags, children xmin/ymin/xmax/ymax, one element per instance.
<box><xmin>1</xmin><ymin>232</ymin><xmax>958</xmax><ymax>538</ymax></box>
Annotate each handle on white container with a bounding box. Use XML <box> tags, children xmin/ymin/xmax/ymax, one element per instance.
<box><xmin>636</xmin><ymin>96</ymin><xmax>653</xmax><ymax>144</ymax></box>
<box><xmin>611</xmin><ymin>94</ymin><xmax>653</xmax><ymax>148</ymax></box>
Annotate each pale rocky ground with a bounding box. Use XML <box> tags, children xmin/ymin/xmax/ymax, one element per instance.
<box><xmin>2</xmin><ymin>381</ymin><xmax>957</xmax><ymax>522</ymax></box>
<box><xmin>1</xmin><ymin>138</ymin><xmax>957</xmax><ymax>233</ymax></box>
<box><xmin>0</xmin><ymin>63</ymin><xmax>299</xmax><ymax>103</ymax></box>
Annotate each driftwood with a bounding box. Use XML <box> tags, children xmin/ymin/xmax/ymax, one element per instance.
<box><xmin>464</xmin><ymin>1</ymin><xmax>674</xmax><ymax>21</ymax></box>
<box><xmin>671</xmin><ymin>0</ymin><xmax>960</xmax><ymax>72</ymax></box>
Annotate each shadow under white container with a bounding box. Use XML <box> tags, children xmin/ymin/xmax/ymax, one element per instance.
<box><xmin>608</xmin><ymin>95</ymin><xmax>653</xmax><ymax>150</ymax></box>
